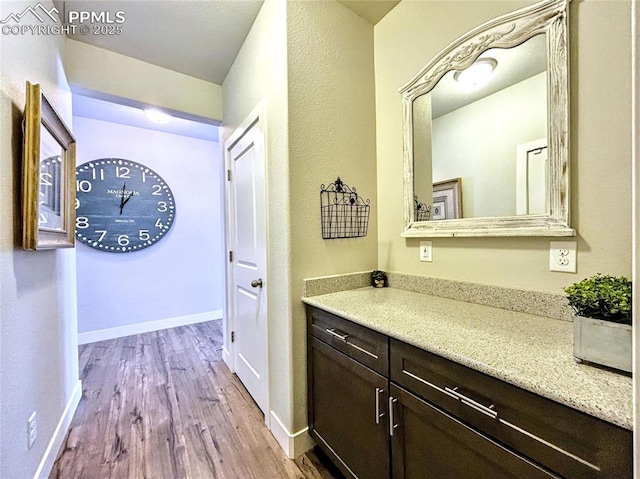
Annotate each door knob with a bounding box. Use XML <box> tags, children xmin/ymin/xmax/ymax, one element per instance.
<box><xmin>251</xmin><ymin>279</ymin><xmax>263</xmax><ymax>288</ymax></box>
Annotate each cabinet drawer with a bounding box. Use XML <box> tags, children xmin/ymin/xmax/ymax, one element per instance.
<box><xmin>307</xmin><ymin>306</ymin><xmax>388</xmax><ymax>375</ymax></box>
<box><xmin>390</xmin><ymin>339</ymin><xmax>632</xmax><ymax>479</ymax></box>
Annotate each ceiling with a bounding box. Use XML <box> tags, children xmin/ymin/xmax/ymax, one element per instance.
<box><xmin>56</xmin><ymin>0</ymin><xmax>399</xmax><ymax>86</ymax></box>
<box><xmin>56</xmin><ymin>0</ymin><xmax>264</xmax><ymax>85</ymax></box>
<box><xmin>57</xmin><ymin>1</ymin><xmax>399</xmax><ymax>137</ymax></box>
<box><xmin>336</xmin><ymin>0</ymin><xmax>399</xmax><ymax>25</ymax></box>
<box><xmin>431</xmin><ymin>34</ymin><xmax>547</xmax><ymax>118</ymax></box>
<box><xmin>73</xmin><ymin>94</ymin><xmax>219</xmax><ymax>141</ymax></box>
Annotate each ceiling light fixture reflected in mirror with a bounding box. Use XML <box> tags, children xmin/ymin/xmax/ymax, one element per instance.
<box><xmin>454</xmin><ymin>58</ymin><xmax>497</xmax><ymax>90</ymax></box>
<box><xmin>144</xmin><ymin>108</ymin><xmax>172</xmax><ymax>124</ymax></box>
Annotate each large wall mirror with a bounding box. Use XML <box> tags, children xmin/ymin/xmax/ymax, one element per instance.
<box><xmin>400</xmin><ymin>0</ymin><xmax>575</xmax><ymax>237</ymax></box>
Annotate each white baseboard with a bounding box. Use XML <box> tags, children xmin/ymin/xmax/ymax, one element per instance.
<box><xmin>269</xmin><ymin>410</ymin><xmax>315</xmax><ymax>459</ymax></box>
<box><xmin>33</xmin><ymin>380</ymin><xmax>82</xmax><ymax>479</ymax></box>
<box><xmin>222</xmin><ymin>345</ymin><xmax>232</xmax><ymax>370</ymax></box>
<box><xmin>78</xmin><ymin>310</ymin><xmax>223</xmax><ymax>345</ymax></box>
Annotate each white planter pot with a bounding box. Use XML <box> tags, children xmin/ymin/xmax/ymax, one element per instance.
<box><xmin>573</xmin><ymin>315</ymin><xmax>632</xmax><ymax>373</ymax></box>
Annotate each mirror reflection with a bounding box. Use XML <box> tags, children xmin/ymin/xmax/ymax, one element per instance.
<box><xmin>413</xmin><ymin>34</ymin><xmax>548</xmax><ymax>221</ymax></box>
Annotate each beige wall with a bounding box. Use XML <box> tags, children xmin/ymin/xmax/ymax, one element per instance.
<box><xmin>0</xmin><ymin>2</ymin><xmax>79</xmax><ymax>477</ymax></box>
<box><xmin>223</xmin><ymin>0</ymin><xmax>377</xmax><ymax>452</ymax></box>
<box><xmin>632</xmin><ymin>0</ymin><xmax>638</xmax><ymax>470</ymax></box>
<box><xmin>287</xmin><ymin>0</ymin><xmax>378</xmax><ymax>432</ymax></box>
<box><xmin>222</xmin><ymin>0</ymin><xmax>295</xmax><ymax>449</ymax></box>
<box><xmin>65</xmin><ymin>39</ymin><xmax>223</xmax><ymax>122</ymax></box>
<box><xmin>375</xmin><ymin>0</ymin><xmax>632</xmax><ymax>293</ymax></box>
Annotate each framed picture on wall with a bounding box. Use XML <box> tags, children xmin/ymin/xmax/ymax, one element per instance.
<box><xmin>432</xmin><ymin>178</ymin><xmax>462</xmax><ymax>220</ymax></box>
<box><xmin>22</xmin><ymin>82</ymin><xmax>76</xmax><ymax>250</ymax></box>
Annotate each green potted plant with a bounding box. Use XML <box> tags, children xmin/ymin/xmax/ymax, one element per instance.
<box><xmin>564</xmin><ymin>274</ymin><xmax>632</xmax><ymax>373</ymax></box>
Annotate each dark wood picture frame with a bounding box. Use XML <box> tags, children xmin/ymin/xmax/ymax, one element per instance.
<box><xmin>22</xmin><ymin>82</ymin><xmax>76</xmax><ymax>250</ymax></box>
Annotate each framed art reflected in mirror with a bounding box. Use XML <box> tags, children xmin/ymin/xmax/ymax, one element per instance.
<box><xmin>22</xmin><ymin>82</ymin><xmax>76</xmax><ymax>250</ymax></box>
<box><xmin>432</xmin><ymin>178</ymin><xmax>462</xmax><ymax>220</ymax></box>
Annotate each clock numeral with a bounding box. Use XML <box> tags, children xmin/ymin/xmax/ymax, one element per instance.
<box><xmin>118</xmin><ymin>235</ymin><xmax>130</xmax><ymax>246</ymax></box>
<box><xmin>157</xmin><ymin>201</ymin><xmax>168</xmax><ymax>212</ymax></box>
<box><xmin>139</xmin><ymin>230</ymin><xmax>150</xmax><ymax>241</ymax></box>
<box><xmin>96</xmin><ymin>230</ymin><xmax>107</xmax><ymax>242</ymax></box>
<box><xmin>116</xmin><ymin>166</ymin><xmax>131</xmax><ymax>178</ymax></box>
<box><xmin>40</xmin><ymin>172</ymin><xmax>53</xmax><ymax>186</ymax></box>
<box><xmin>39</xmin><ymin>213</ymin><xmax>47</xmax><ymax>224</ymax></box>
<box><xmin>75</xmin><ymin>198</ymin><xmax>80</xmax><ymax>209</ymax></box>
<box><xmin>77</xmin><ymin>179</ymin><xmax>92</xmax><ymax>192</ymax></box>
<box><xmin>91</xmin><ymin>168</ymin><xmax>105</xmax><ymax>180</ymax></box>
<box><xmin>76</xmin><ymin>216</ymin><xmax>89</xmax><ymax>229</ymax></box>
<box><xmin>142</xmin><ymin>171</ymin><xmax>147</xmax><ymax>183</ymax></box>
<box><xmin>155</xmin><ymin>219</ymin><xmax>164</xmax><ymax>229</ymax></box>
<box><xmin>152</xmin><ymin>184</ymin><xmax>163</xmax><ymax>195</ymax></box>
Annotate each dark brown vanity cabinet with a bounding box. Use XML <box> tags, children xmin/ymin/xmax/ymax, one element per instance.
<box><xmin>307</xmin><ymin>308</ymin><xmax>390</xmax><ymax>479</ymax></box>
<box><xmin>389</xmin><ymin>384</ymin><xmax>556</xmax><ymax>479</ymax></box>
<box><xmin>306</xmin><ymin>306</ymin><xmax>633</xmax><ymax>479</ymax></box>
<box><xmin>391</xmin><ymin>340</ymin><xmax>633</xmax><ymax>479</ymax></box>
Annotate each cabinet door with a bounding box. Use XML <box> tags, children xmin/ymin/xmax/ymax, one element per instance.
<box><xmin>390</xmin><ymin>385</ymin><xmax>558</xmax><ymax>479</ymax></box>
<box><xmin>308</xmin><ymin>336</ymin><xmax>389</xmax><ymax>479</ymax></box>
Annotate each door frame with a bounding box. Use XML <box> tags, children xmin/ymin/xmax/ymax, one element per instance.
<box><xmin>222</xmin><ymin>101</ymin><xmax>270</xmax><ymax>424</ymax></box>
<box><xmin>516</xmin><ymin>138</ymin><xmax>548</xmax><ymax>215</ymax></box>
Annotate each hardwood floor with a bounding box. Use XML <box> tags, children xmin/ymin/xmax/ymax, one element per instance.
<box><xmin>50</xmin><ymin>321</ymin><xmax>343</xmax><ymax>479</ymax></box>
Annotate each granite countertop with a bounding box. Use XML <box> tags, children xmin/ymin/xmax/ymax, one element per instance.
<box><xmin>302</xmin><ymin>287</ymin><xmax>633</xmax><ymax>430</ymax></box>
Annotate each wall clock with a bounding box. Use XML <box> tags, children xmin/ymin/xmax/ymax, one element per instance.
<box><xmin>75</xmin><ymin>158</ymin><xmax>175</xmax><ymax>252</ymax></box>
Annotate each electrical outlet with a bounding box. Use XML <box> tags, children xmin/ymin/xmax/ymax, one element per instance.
<box><xmin>549</xmin><ymin>241</ymin><xmax>577</xmax><ymax>273</ymax></box>
<box><xmin>420</xmin><ymin>241</ymin><xmax>432</xmax><ymax>262</ymax></box>
<box><xmin>27</xmin><ymin>411</ymin><xmax>37</xmax><ymax>449</ymax></box>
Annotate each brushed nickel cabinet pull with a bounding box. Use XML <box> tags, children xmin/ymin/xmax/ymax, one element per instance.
<box><xmin>389</xmin><ymin>396</ymin><xmax>398</xmax><ymax>436</ymax></box>
<box><xmin>347</xmin><ymin>341</ymin><xmax>379</xmax><ymax>359</ymax></box>
<box><xmin>499</xmin><ymin>418</ymin><xmax>600</xmax><ymax>471</ymax></box>
<box><xmin>402</xmin><ymin>369</ymin><xmax>459</xmax><ymax>400</ymax></box>
<box><xmin>325</xmin><ymin>328</ymin><xmax>349</xmax><ymax>341</ymax></box>
<box><xmin>375</xmin><ymin>388</ymin><xmax>385</xmax><ymax>424</ymax></box>
<box><xmin>444</xmin><ymin>386</ymin><xmax>498</xmax><ymax>419</ymax></box>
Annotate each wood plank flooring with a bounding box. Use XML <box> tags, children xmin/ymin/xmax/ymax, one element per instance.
<box><xmin>50</xmin><ymin>321</ymin><xmax>343</xmax><ymax>479</ymax></box>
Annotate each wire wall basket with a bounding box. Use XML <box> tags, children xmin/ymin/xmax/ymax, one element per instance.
<box><xmin>415</xmin><ymin>195</ymin><xmax>431</xmax><ymax>221</ymax></box>
<box><xmin>320</xmin><ymin>177</ymin><xmax>370</xmax><ymax>239</ymax></box>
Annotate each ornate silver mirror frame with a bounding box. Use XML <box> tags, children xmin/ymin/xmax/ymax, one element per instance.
<box><xmin>400</xmin><ymin>0</ymin><xmax>574</xmax><ymax>237</ymax></box>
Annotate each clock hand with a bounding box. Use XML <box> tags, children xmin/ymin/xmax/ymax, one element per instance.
<box><xmin>119</xmin><ymin>183</ymin><xmax>126</xmax><ymax>214</ymax></box>
<box><xmin>122</xmin><ymin>191</ymin><xmax>134</xmax><ymax>207</ymax></box>
<box><xmin>119</xmin><ymin>183</ymin><xmax>133</xmax><ymax>215</ymax></box>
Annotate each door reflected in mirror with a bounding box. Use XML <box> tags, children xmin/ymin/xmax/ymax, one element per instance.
<box><xmin>412</xmin><ymin>34</ymin><xmax>548</xmax><ymax>221</ymax></box>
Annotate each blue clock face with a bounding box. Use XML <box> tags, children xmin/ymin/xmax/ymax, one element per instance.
<box><xmin>75</xmin><ymin>159</ymin><xmax>175</xmax><ymax>253</ymax></box>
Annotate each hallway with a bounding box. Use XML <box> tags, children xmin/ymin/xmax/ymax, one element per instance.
<box><xmin>49</xmin><ymin>321</ymin><xmax>341</xmax><ymax>479</ymax></box>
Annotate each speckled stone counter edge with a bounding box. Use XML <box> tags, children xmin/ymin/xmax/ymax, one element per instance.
<box><xmin>302</xmin><ymin>271</ymin><xmax>372</xmax><ymax>297</ymax></box>
<box><xmin>303</xmin><ymin>271</ymin><xmax>572</xmax><ymax>321</ymax></box>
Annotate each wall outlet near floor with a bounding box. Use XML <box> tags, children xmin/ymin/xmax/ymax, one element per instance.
<box><xmin>27</xmin><ymin>411</ymin><xmax>37</xmax><ymax>449</ymax></box>
<box><xmin>549</xmin><ymin>241</ymin><xmax>577</xmax><ymax>273</ymax></box>
<box><xmin>420</xmin><ymin>241</ymin><xmax>433</xmax><ymax>262</ymax></box>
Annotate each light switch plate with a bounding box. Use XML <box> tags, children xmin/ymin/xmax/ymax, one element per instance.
<box><xmin>420</xmin><ymin>241</ymin><xmax>432</xmax><ymax>262</ymax></box>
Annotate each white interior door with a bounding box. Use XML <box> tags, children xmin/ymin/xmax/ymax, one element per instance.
<box><xmin>516</xmin><ymin>138</ymin><xmax>548</xmax><ymax>215</ymax></box>
<box><xmin>225</xmin><ymin>107</ymin><xmax>268</xmax><ymax>416</ymax></box>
